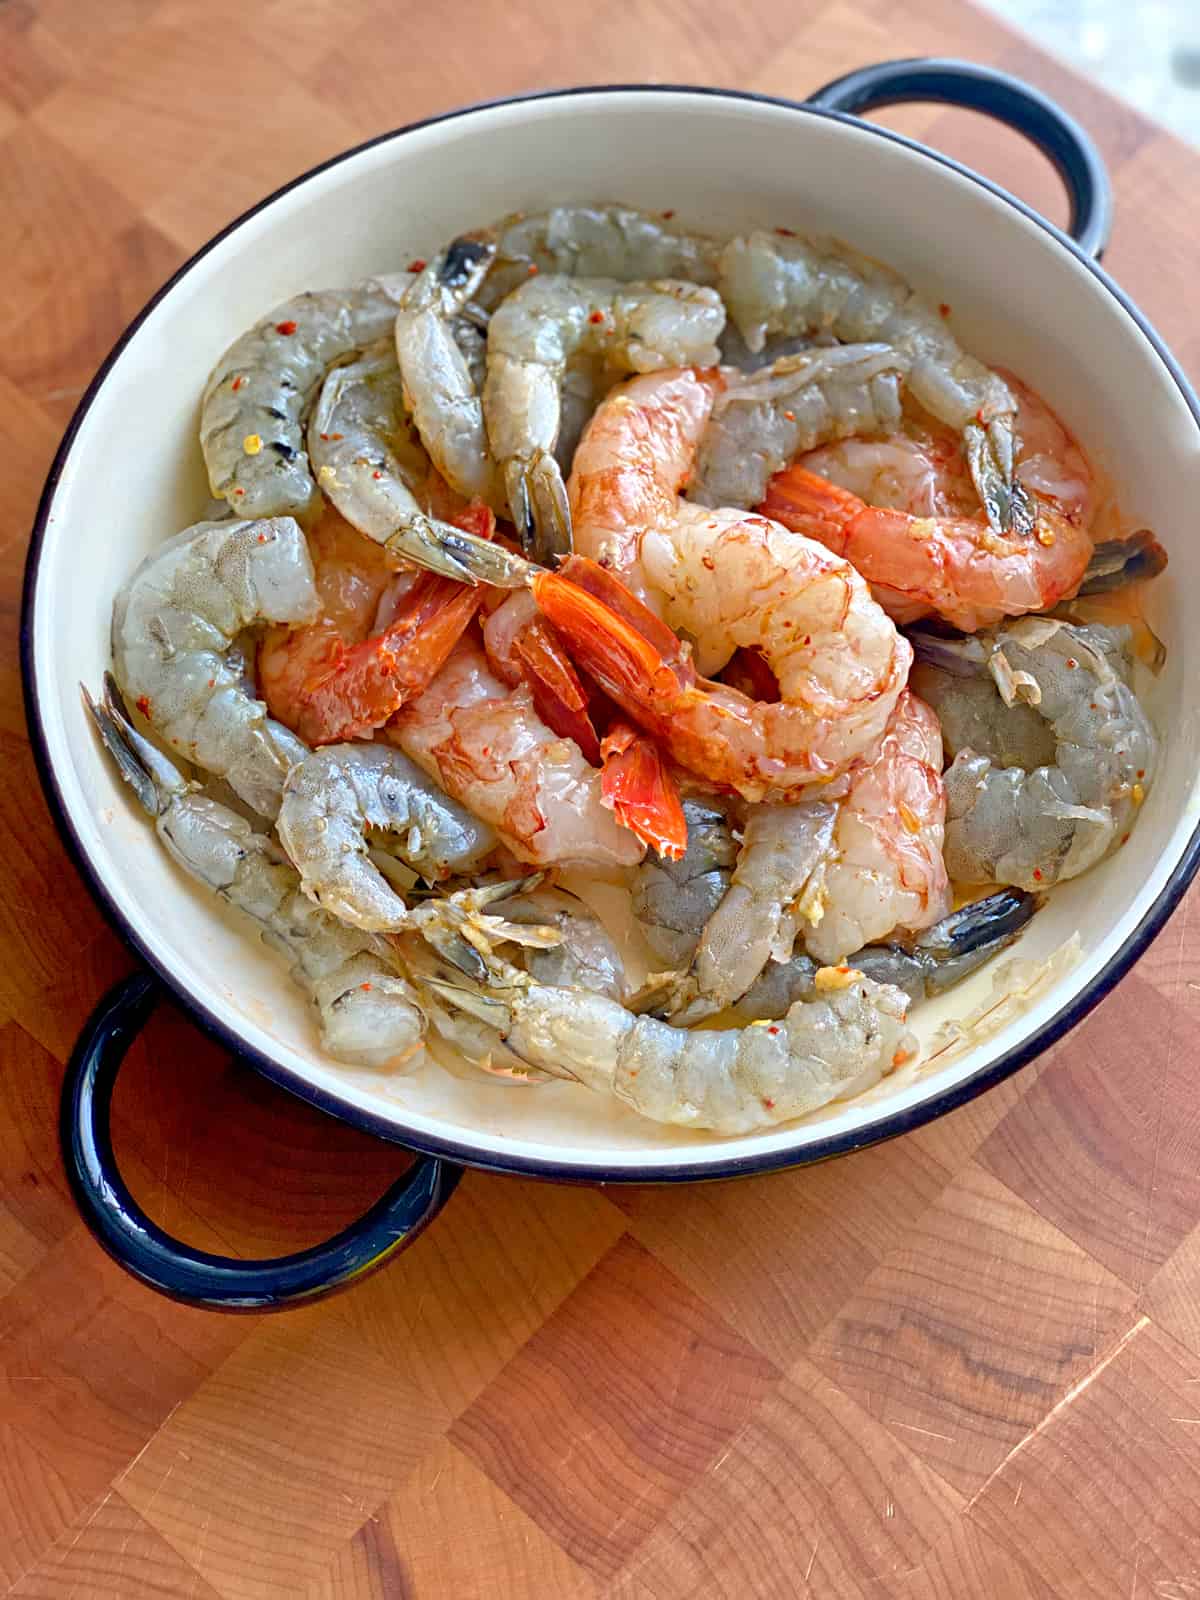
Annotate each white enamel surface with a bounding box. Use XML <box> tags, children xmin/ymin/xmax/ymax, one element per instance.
<box><xmin>30</xmin><ymin>90</ymin><xmax>1200</xmax><ymax>1174</ymax></box>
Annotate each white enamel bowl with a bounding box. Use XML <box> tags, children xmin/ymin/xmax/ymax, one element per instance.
<box><xmin>23</xmin><ymin>66</ymin><xmax>1200</xmax><ymax>1305</ymax></box>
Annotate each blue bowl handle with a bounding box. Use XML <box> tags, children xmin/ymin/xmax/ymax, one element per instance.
<box><xmin>60</xmin><ymin>972</ymin><xmax>462</xmax><ymax>1311</ymax></box>
<box><xmin>808</xmin><ymin>57</ymin><xmax>1112</xmax><ymax>260</ymax></box>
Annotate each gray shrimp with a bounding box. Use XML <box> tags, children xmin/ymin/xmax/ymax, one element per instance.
<box><xmin>631</xmin><ymin>798</ymin><xmax>740</xmax><ymax>968</ymax></box>
<box><xmin>200</xmin><ymin>278</ymin><xmax>410</xmax><ymax>521</ymax></box>
<box><xmin>277</xmin><ymin>744</ymin><xmax>497</xmax><ymax>930</ymax></box>
<box><xmin>477</xmin><ymin>204</ymin><xmax>724</xmax><ymax>310</ymax></box>
<box><xmin>688</xmin><ymin>344</ymin><xmax>911</xmax><ymax>509</ymax></box>
<box><xmin>483</xmin><ymin>274</ymin><xmax>726</xmax><ymax>562</ymax></box>
<box><xmin>85</xmin><ymin>680</ymin><xmax>425</xmax><ymax>1069</ymax></box>
<box><xmin>717</xmin><ymin>231</ymin><xmax>1032</xmax><ymax>535</ymax></box>
<box><xmin>306</xmin><ymin>340</ymin><xmax>528</xmax><ymax>589</ymax></box>
<box><xmin>492</xmin><ymin>887</ymin><xmax>627</xmax><ymax>1000</ymax></box>
<box><xmin>912</xmin><ymin>618</ymin><xmax>1157</xmax><ymax>890</ymax></box>
<box><xmin>111</xmin><ymin>517</ymin><xmax>317</xmax><ymax>818</ymax></box>
<box><xmin>419</xmin><ymin>953</ymin><xmax>914</xmax><ymax>1134</ymax></box>
<box><xmin>731</xmin><ymin>889</ymin><xmax>1037</xmax><ymax>1018</ymax></box>
<box><xmin>393</xmin><ymin>239</ymin><xmax>503</xmax><ymax>513</ymax></box>
<box><xmin>664</xmin><ymin>800</ymin><xmax>839</xmax><ymax>1025</ymax></box>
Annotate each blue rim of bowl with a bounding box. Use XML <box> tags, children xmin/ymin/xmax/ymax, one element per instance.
<box><xmin>21</xmin><ymin>83</ymin><xmax>1200</xmax><ymax>1185</ymax></box>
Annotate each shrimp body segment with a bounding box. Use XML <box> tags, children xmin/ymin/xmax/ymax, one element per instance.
<box><xmin>200</xmin><ymin>280</ymin><xmax>406</xmax><ymax>521</ymax></box>
<box><xmin>913</xmin><ymin>619</ymin><xmax>1157</xmax><ymax>889</ymax></box>
<box><xmin>278</xmin><ymin>744</ymin><xmax>497</xmax><ymax>930</ymax></box>
<box><xmin>484</xmin><ymin>276</ymin><xmax>725</xmax><ymax>560</ymax></box>
<box><xmin>718</xmin><ymin>231</ymin><xmax>1030</xmax><ymax>534</ymax></box>
<box><xmin>534</xmin><ymin>540</ymin><xmax>910</xmax><ymax>802</ymax></box>
<box><xmin>760</xmin><ymin>464</ymin><xmax>1093</xmax><ymax>632</ymax></box>
<box><xmin>112</xmin><ymin>517</ymin><xmax>318</xmax><ymax>818</ymax></box>
<box><xmin>423</xmin><ymin>962</ymin><xmax>914</xmax><ymax>1134</ymax></box>
<box><xmin>689</xmin><ymin>343</ymin><xmax>911</xmax><ymax>510</ymax></box>
<box><xmin>87</xmin><ymin>684</ymin><xmax>425</xmax><ymax>1069</ymax></box>
<box><xmin>388</xmin><ymin>637</ymin><xmax>644</xmax><ymax>869</ymax></box>
<box><xmin>807</xmin><ymin>689</ymin><xmax>950</xmax><ymax>964</ymax></box>
<box><xmin>394</xmin><ymin>241</ymin><xmax>503</xmax><ymax>514</ymax></box>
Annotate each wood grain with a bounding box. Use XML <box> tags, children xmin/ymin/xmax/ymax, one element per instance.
<box><xmin>4</xmin><ymin>0</ymin><xmax>1200</xmax><ymax>1594</ymax></box>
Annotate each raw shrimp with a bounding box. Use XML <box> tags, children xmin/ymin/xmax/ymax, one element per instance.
<box><xmin>480</xmin><ymin>204</ymin><xmax>724</xmax><ymax>308</ymax></box>
<box><xmin>665</xmin><ymin>799</ymin><xmax>838</xmax><ymax>1024</ymax></box>
<box><xmin>418</xmin><ymin>953</ymin><xmax>914</xmax><ymax>1135</ymax></box>
<box><xmin>277</xmin><ymin>744</ymin><xmax>496</xmax><ymax>929</ymax></box>
<box><xmin>760</xmin><ymin>464</ymin><xmax>1093</xmax><ymax>632</ymax></box>
<box><xmin>806</xmin><ymin>689</ymin><xmax>950</xmax><ymax>963</ymax></box>
<box><xmin>659</xmin><ymin>690</ymin><xmax>948</xmax><ymax>1019</ymax></box>
<box><xmin>200</xmin><ymin>279</ymin><xmax>408</xmax><ymax>521</ymax></box>
<box><xmin>632</xmin><ymin>798</ymin><xmax>739</xmax><ymax>968</ymax></box>
<box><xmin>912</xmin><ymin>618</ymin><xmax>1157</xmax><ymax>889</ymax></box>
<box><xmin>387</xmin><ymin>636</ymin><xmax>644</xmax><ymax>869</ymax></box>
<box><xmin>568</xmin><ymin>366</ymin><xmax>722</xmax><ymax>604</ymax></box>
<box><xmin>732</xmin><ymin>889</ymin><xmax>1038</xmax><ymax>1019</ymax></box>
<box><xmin>258</xmin><ymin>506</ymin><xmax>498</xmax><ymax>746</ymax></box>
<box><xmin>492</xmin><ymin>886</ymin><xmax>627</xmax><ymax>999</ymax></box>
<box><xmin>394</xmin><ymin>241</ymin><xmax>503</xmax><ymax>514</ymax></box>
<box><xmin>86</xmin><ymin>680</ymin><xmax>424</xmax><ymax>1069</ymax></box>
<box><xmin>532</xmin><ymin>541</ymin><xmax>910</xmax><ymax>801</ymax></box>
<box><xmin>483</xmin><ymin>276</ymin><xmax>725</xmax><ymax>561</ymax></box>
<box><xmin>717</xmin><ymin>230</ymin><xmax>1031</xmax><ymax>534</ymax></box>
<box><xmin>689</xmin><ymin>344</ymin><xmax>911</xmax><ymax>509</ymax></box>
<box><xmin>112</xmin><ymin>517</ymin><xmax>317</xmax><ymax>818</ymax></box>
<box><xmin>307</xmin><ymin>340</ymin><xmax>527</xmax><ymax>588</ymax></box>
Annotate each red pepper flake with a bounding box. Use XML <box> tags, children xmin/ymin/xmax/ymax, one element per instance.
<box><xmin>766</xmin><ymin>1025</ymin><xmax>780</xmax><ymax>1037</ymax></box>
<box><xmin>1066</xmin><ymin>657</ymin><xmax>1078</xmax><ymax>669</ymax></box>
<box><xmin>275</xmin><ymin>319</ymin><xmax>298</xmax><ymax>335</ymax></box>
<box><xmin>527</xmin><ymin>263</ymin><xmax>539</xmax><ymax>275</ymax></box>
<box><xmin>234</xmin><ymin>488</ymin><xmax>245</xmax><ymax>497</ymax></box>
<box><xmin>775</xmin><ymin>226</ymin><xmax>796</xmax><ymax>237</ymax></box>
<box><xmin>1121</xmin><ymin>833</ymin><xmax>1130</xmax><ymax>845</ymax></box>
<box><xmin>372</xmin><ymin>469</ymin><xmax>384</xmax><ymax>479</ymax></box>
<box><xmin>331</xmin><ymin>432</ymin><xmax>344</xmax><ymax>441</ymax></box>
<box><xmin>662</xmin><ymin>209</ymin><xmax>676</xmax><ymax>219</ymax></box>
<box><xmin>762</xmin><ymin>1096</ymin><xmax>775</xmax><ymax>1109</ymax></box>
<box><xmin>481</xmin><ymin>746</ymin><xmax>490</xmax><ymax>757</ymax></box>
<box><xmin>975</xmin><ymin>408</ymin><xmax>986</xmax><ymax>425</ymax></box>
<box><xmin>319</xmin><ymin>432</ymin><xmax>330</xmax><ymax>441</ymax></box>
<box><xmin>1032</xmin><ymin>868</ymin><xmax>1043</xmax><ymax>881</ymax></box>
<box><xmin>231</xmin><ymin>375</ymin><xmax>246</xmax><ymax>391</ymax></box>
<box><xmin>135</xmin><ymin>695</ymin><xmax>152</xmax><ymax>719</ymax></box>
<box><xmin>207</xmin><ymin>678</ymin><xmax>215</xmax><ymax>689</ymax></box>
<box><xmin>838</xmin><ymin>964</ymin><xmax>850</xmax><ymax>974</ymax></box>
<box><xmin>938</xmin><ymin>302</ymin><xmax>951</xmax><ymax>317</ymax></box>
<box><xmin>1137</xmin><ymin>768</ymin><xmax>1145</xmax><ymax>779</ymax></box>
<box><xmin>803</xmin><ymin>634</ymin><xmax>811</xmax><ymax>646</ymax></box>
<box><xmin>588</xmin><ymin>310</ymin><xmax>605</xmax><ymax>324</ymax></box>
<box><xmin>783</xmin><ymin>410</ymin><xmax>796</xmax><ymax>422</ymax></box>
<box><xmin>360</xmin><ymin>982</ymin><xmax>372</xmax><ymax>992</ymax></box>
<box><xmin>257</xmin><ymin>532</ymin><xmax>267</xmax><ymax>542</ymax></box>
<box><xmin>406</xmin><ymin>258</ymin><xmax>427</xmax><ymax>273</ymax></box>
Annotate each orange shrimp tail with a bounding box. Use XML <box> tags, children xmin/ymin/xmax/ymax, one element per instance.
<box><xmin>757</xmin><ymin>465</ymin><xmax>858</xmax><ymax>552</ymax></box>
<box><xmin>531</xmin><ymin>558</ymin><xmax>694</xmax><ymax>722</ymax></box>
<box><xmin>600</xmin><ymin>723</ymin><xmax>688</xmax><ymax>860</ymax></box>
<box><xmin>299</xmin><ymin>507</ymin><xmax>496</xmax><ymax>743</ymax></box>
<box><xmin>512</xmin><ymin>617</ymin><xmax>603</xmax><ymax>767</ymax></box>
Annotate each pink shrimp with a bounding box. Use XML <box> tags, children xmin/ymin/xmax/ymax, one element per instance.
<box><xmin>385</xmin><ymin>635</ymin><xmax>644</xmax><ymax>869</ymax></box>
<box><xmin>761</xmin><ymin>372</ymin><xmax>1098</xmax><ymax>632</ymax></box>
<box><xmin>806</xmin><ymin>689</ymin><xmax>950</xmax><ymax>964</ymax></box>
<box><xmin>536</xmin><ymin>367</ymin><xmax>909</xmax><ymax>800</ymax></box>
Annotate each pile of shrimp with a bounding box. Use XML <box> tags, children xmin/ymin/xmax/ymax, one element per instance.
<box><xmin>90</xmin><ymin>203</ymin><xmax>1168</xmax><ymax>1136</ymax></box>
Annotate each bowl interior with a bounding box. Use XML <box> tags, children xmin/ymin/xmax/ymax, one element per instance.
<box><xmin>29</xmin><ymin>89</ymin><xmax>1200</xmax><ymax>1175</ymax></box>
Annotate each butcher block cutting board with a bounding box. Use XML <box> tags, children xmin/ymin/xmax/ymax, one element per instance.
<box><xmin>4</xmin><ymin>0</ymin><xmax>1200</xmax><ymax>1594</ymax></box>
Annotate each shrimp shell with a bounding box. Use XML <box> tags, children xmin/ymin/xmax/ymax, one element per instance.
<box><xmin>200</xmin><ymin>280</ymin><xmax>408</xmax><ymax>520</ymax></box>
<box><xmin>112</xmin><ymin>517</ymin><xmax>318</xmax><ymax>818</ymax></box>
